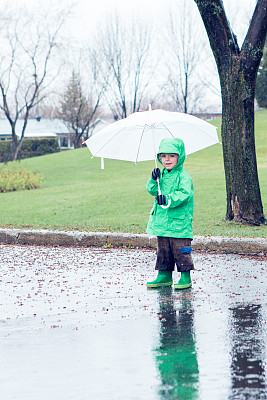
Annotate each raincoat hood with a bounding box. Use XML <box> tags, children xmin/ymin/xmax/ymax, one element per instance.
<box><xmin>157</xmin><ymin>138</ymin><xmax>186</xmax><ymax>169</ymax></box>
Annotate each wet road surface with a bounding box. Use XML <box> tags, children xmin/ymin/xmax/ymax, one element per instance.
<box><xmin>0</xmin><ymin>244</ymin><xmax>266</xmax><ymax>400</ymax></box>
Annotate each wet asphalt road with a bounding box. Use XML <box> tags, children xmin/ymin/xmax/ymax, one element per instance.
<box><xmin>0</xmin><ymin>244</ymin><xmax>266</xmax><ymax>400</ymax></box>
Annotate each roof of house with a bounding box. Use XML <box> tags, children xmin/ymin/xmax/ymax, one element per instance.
<box><xmin>0</xmin><ymin>118</ymin><xmax>68</xmax><ymax>138</ymax></box>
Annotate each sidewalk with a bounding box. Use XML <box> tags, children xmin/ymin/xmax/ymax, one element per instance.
<box><xmin>0</xmin><ymin>227</ymin><xmax>266</xmax><ymax>255</ymax></box>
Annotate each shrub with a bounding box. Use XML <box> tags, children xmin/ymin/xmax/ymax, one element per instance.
<box><xmin>0</xmin><ymin>164</ymin><xmax>43</xmax><ymax>192</ymax></box>
<box><xmin>0</xmin><ymin>141</ymin><xmax>12</xmax><ymax>162</ymax></box>
<box><xmin>0</xmin><ymin>138</ymin><xmax>60</xmax><ymax>162</ymax></box>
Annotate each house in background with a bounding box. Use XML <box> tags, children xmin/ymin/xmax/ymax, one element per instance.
<box><xmin>87</xmin><ymin>116</ymin><xmax>115</xmax><ymax>138</ymax></box>
<box><xmin>0</xmin><ymin>116</ymin><xmax>116</xmax><ymax>149</ymax></box>
<box><xmin>0</xmin><ymin>118</ymin><xmax>72</xmax><ymax>149</ymax></box>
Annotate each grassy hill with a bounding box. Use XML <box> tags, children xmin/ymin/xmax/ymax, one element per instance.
<box><xmin>0</xmin><ymin>110</ymin><xmax>266</xmax><ymax>238</ymax></box>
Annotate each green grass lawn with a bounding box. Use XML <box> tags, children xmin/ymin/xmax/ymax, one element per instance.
<box><xmin>0</xmin><ymin>110</ymin><xmax>266</xmax><ymax>238</ymax></box>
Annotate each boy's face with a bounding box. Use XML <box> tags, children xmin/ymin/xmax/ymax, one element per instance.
<box><xmin>161</xmin><ymin>153</ymin><xmax>179</xmax><ymax>171</ymax></box>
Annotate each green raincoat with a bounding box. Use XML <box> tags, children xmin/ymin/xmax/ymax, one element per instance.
<box><xmin>146</xmin><ymin>138</ymin><xmax>194</xmax><ymax>239</ymax></box>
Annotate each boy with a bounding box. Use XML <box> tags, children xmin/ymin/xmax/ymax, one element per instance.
<box><xmin>146</xmin><ymin>137</ymin><xmax>194</xmax><ymax>289</ymax></box>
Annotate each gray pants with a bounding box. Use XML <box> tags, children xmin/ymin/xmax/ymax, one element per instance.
<box><xmin>155</xmin><ymin>237</ymin><xmax>194</xmax><ymax>272</ymax></box>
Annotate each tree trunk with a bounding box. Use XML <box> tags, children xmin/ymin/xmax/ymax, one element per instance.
<box><xmin>11</xmin><ymin>125</ymin><xmax>19</xmax><ymax>161</ymax></box>
<box><xmin>13</xmin><ymin>139</ymin><xmax>25</xmax><ymax>161</ymax></box>
<box><xmin>72</xmin><ymin>131</ymin><xmax>83</xmax><ymax>149</ymax></box>
<box><xmin>195</xmin><ymin>0</ymin><xmax>267</xmax><ymax>226</ymax></box>
<box><xmin>220</xmin><ymin>57</ymin><xmax>264</xmax><ymax>225</ymax></box>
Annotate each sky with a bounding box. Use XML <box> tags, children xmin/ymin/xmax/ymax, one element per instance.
<box><xmin>6</xmin><ymin>0</ymin><xmax>258</xmax><ymax>112</ymax></box>
<box><xmin>7</xmin><ymin>0</ymin><xmax>257</xmax><ymax>44</ymax></box>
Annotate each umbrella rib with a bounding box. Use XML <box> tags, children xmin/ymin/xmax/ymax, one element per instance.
<box><xmin>90</xmin><ymin>127</ymin><xmax>127</xmax><ymax>158</ymax></box>
<box><xmin>135</xmin><ymin>124</ymin><xmax>147</xmax><ymax>163</ymax></box>
<box><xmin>135</xmin><ymin>122</ymin><xmax>174</xmax><ymax>163</ymax></box>
<box><xmin>162</xmin><ymin>121</ymin><xmax>219</xmax><ymax>144</ymax></box>
<box><xmin>160</xmin><ymin>122</ymin><xmax>175</xmax><ymax>137</ymax></box>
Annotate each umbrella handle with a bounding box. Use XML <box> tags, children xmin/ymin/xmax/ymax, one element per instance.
<box><xmin>161</xmin><ymin>199</ymin><xmax>171</xmax><ymax>209</ymax></box>
<box><xmin>157</xmin><ymin>178</ymin><xmax>171</xmax><ymax>209</ymax></box>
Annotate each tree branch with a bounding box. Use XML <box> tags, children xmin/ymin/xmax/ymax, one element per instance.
<box><xmin>194</xmin><ymin>0</ymin><xmax>240</xmax><ymax>72</ymax></box>
<box><xmin>242</xmin><ymin>0</ymin><xmax>267</xmax><ymax>78</ymax></box>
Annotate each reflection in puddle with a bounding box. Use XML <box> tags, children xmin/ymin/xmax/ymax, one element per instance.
<box><xmin>229</xmin><ymin>304</ymin><xmax>266</xmax><ymax>399</ymax></box>
<box><xmin>152</xmin><ymin>288</ymin><xmax>267</xmax><ymax>400</ymax></box>
<box><xmin>153</xmin><ymin>288</ymin><xmax>199</xmax><ymax>400</ymax></box>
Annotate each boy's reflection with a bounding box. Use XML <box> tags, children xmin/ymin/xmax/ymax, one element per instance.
<box><xmin>154</xmin><ymin>288</ymin><xmax>199</xmax><ymax>400</ymax></box>
<box><xmin>229</xmin><ymin>304</ymin><xmax>266</xmax><ymax>399</ymax></box>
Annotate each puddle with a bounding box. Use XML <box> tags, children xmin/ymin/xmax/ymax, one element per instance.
<box><xmin>0</xmin><ymin>244</ymin><xmax>266</xmax><ymax>399</ymax></box>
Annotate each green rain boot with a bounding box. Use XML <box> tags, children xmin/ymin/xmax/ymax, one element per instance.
<box><xmin>147</xmin><ymin>271</ymin><xmax>173</xmax><ymax>288</ymax></box>
<box><xmin>174</xmin><ymin>271</ymin><xmax>192</xmax><ymax>290</ymax></box>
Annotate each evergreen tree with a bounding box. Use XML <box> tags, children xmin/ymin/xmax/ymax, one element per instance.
<box><xmin>58</xmin><ymin>71</ymin><xmax>100</xmax><ymax>148</ymax></box>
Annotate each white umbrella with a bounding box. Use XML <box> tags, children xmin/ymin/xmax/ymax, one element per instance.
<box><xmin>84</xmin><ymin>108</ymin><xmax>219</xmax><ymax>163</ymax></box>
<box><xmin>84</xmin><ymin>108</ymin><xmax>220</xmax><ymax>208</ymax></box>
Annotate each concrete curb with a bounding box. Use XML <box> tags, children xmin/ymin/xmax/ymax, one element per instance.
<box><xmin>0</xmin><ymin>228</ymin><xmax>266</xmax><ymax>255</ymax></box>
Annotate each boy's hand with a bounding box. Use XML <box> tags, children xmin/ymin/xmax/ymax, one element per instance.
<box><xmin>156</xmin><ymin>195</ymin><xmax>166</xmax><ymax>205</ymax></box>
<box><xmin>151</xmin><ymin>168</ymin><xmax>161</xmax><ymax>180</ymax></box>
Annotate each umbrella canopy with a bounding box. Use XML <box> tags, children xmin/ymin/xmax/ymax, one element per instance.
<box><xmin>84</xmin><ymin>109</ymin><xmax>220</xmax><ymax>164</ymax></box>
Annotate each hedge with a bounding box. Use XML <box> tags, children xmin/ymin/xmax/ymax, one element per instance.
<box><xmin>0</xmin><ymin>138</ymin><xmax>60</xmax><ymax>162</ymax></box>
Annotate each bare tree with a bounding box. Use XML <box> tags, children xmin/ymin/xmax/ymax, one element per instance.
<box><xmin>93</xmin><ymin>12</ymin><xmax>155</xmax><ymax>119</ymax></box>
<box><xmin>195</xmin><ymin>0</ymin><xmax>267</xmax><ymax>225</ymax></box>
<box><xmin>0</xmin><ymin>2</ymin><xmax>70</xmax><ymax>160</ymax></box>
<box><xmin>162</xmin><ymin>0</ymin><xmax>216</xmax><ymax>113</ymax></box>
